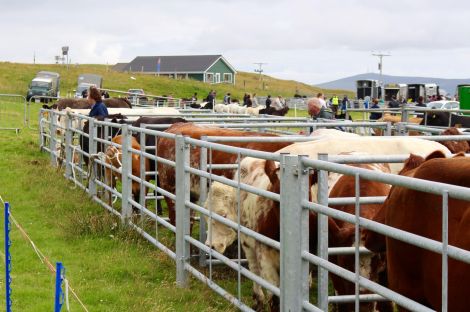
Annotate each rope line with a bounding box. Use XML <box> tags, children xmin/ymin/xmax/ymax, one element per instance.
<box><xmin>1</xmin><ymin>195</ymin><xmax>89</xmax><ymax>312</ymax></box>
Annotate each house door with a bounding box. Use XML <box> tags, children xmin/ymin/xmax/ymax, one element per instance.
<box><xmin>215</xmin><ymin>73</ymin><xmax>220</xmax><ymax>83</ymax></box>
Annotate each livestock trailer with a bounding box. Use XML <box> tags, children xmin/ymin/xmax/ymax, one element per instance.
<box><xmin>356</xmin><ymin>80</ymin><xmax>382</xmax><ymax>100</ymax></box>
<box><xmin>384</xmin><ymin>83</ymin><xmax>407</xmax><ymax>101</ymax></box>
<box><xmin>407</xmin><ymin>83</ymin><xmax>440</xmax><ymax>102</ymax></box>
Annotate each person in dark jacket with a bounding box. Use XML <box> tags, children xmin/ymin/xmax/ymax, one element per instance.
<box><xmin>205</xmin><ymin>90</ymin><xmax>215</xmax><ymax>109</ymax></box>
<box><xmin>388</xmin><ymin>95</ymin><xmax>400</xmax><ymax>108</ymax></box>
<box><xmin>265</xmin><ymin>95</ymin><xmax>272</xmax><ymax>109</ymax></box>
<box><xmin>416</xmin><ymin>96</ymin><xmax>426</xmax><ymax>107</ymax></box>
<box><xmin>88</xmin><ymin>86</ymin><xmax>108</xmax><ymax>118</ymax></box>
<box><xmin>369</xmin><ymin>98</ymin><xmax>382</xmax><ymax>120</ymax></box>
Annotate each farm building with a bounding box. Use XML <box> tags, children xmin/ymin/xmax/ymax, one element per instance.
<box><xmin>113</xmin><ymin>55</ymin><xmax>237</xmax><ymax>84</ymax></box>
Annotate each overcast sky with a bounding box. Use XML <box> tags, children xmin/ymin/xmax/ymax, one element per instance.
<box><xmin>2</xmin><ymin>0</ymin><xmax>470</xmax><ymax>84</ymax></box>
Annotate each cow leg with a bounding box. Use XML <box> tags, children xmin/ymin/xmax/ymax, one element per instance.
<box><xmin>257</xmin><ymin>243</ymin><xmax>280</xmax><ymax>312</ymax></box>
<box><xmin>241</xmin><ymin>237</ymin><xmax>265</xmax><ymax>311</ymax></box>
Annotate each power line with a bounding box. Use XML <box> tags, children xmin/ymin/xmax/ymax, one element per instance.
<box><xmin>253</xmin><ymin>62</ymin><xmax>267</xmax><ymax>81</ymax></box>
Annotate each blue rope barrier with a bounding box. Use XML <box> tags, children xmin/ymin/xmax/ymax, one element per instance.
<box><xmin>4</xmin><ymin>201</ymin><xmax>12</xmax><ymax>312</ymax></box>
<box><xmin>54</xmin><ymin>262</ymin><xmax>65</xmax><ymax>312</ymax></box>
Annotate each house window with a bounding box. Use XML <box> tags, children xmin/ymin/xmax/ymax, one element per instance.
<box><xmin>223</xmin><ymin>73</ymin><xmax>233</xmax><ymax>83</ymax></box>
<box><xmin>215</xmin><ymin>73</ymin><xmax>221</xmax><ymax>83</ymax></box>
<box><xmin>206</xmin><ymin>73</ymin><xmax>214</xmax><ymax>83</ymax></box>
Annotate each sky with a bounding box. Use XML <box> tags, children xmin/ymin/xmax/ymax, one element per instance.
<box><xmin>1</xmin><ymin>0</ymin><xmax>470</xmax><ymax>85</ymax></box>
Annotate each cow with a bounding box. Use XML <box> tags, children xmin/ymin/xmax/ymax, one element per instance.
<box><xmin>327</xmin><ymin>161</ymin><xmax>393</xmax><ymax>312</ymax></box>
<box><xmin>259</xmin><ymin>106</ymin><xmax>290</xmax><ymax>116</ymax></box>
<box><xmin>104</xmin><ymin>135</ymin><xmax>149</xmax><ymax>207</ymax></box>
<box><xmin>247</xmin><ymin>106</ymin><xmax>266</xmax><ymax>116</ymax></box>
<box><xmin>438</xmin><ymin>127</ymin><xmax>470</xmax><ymax>153</ymax></box>
<box><xmin>131</xmin><ymin>117</ymin><xmax>188</xmax><ymax>214</ymax></box>
<box><xmin>204</xmin><ymin>138</ymin><xmax>451</xmax><ymax>310</ymax></box>
<box><xmin>420</xmin><ymin>111</ymin><xmax>470</xmax><ymax>128</ymax></box>
<box><xmin>365</xmin><ymin>152</ymin><xmax>470</xmax><ymax>312</ymax></box>
<box><xmin>156</xmin><ymin>123</ymin><xmax>293</xmax><ymax>225</ymax></box>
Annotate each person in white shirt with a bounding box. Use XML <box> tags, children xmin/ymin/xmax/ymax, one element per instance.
<box><xmin>317</xmin><ymin>92</ymin><xmax>327</xmax><ymax>108</ymax></box>
<box><xmin>271</xmin><ymin>95</ymin><xmax>284</xmax><ymax>110</ymax></box>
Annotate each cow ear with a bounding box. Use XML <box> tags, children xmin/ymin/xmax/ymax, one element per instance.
<box><xmin>432</xmin><ymin>114</ymin><xmax>436</xmax><ymax>119</ymax></box>
<box><xmin>400</xmin><ymin>154</ymin><xmax>425</xmax><ymax>174</ymax></box>
<box><xmin>425</xmin><ymin>150</ymin><xmax>447</xmax><ymax>161</ymax></box>
<box><xmin>265</xmin><ymin>160</ymin><xmax>280</xmax><ymax>186</ymax></box>
<box><xmin>453</xmin><ymin>152</ymin><xmax>466</xmax><ymax>158</ymax></box>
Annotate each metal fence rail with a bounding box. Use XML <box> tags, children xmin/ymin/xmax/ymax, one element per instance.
<box><xmin>38</xmin><ymin>108</ymin><xmax>470</xmax><ymax>312</ymax></box>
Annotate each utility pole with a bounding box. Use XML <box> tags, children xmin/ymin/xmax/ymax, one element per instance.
<box><xmin>372</xmin><ymin>52</ymin><xmax>391</xmax><ymax>100</ymax></box>
<box><xmin>254</xmin><ymin>62</ymin><xmax>267</xmax><ymax>90</ymax></box>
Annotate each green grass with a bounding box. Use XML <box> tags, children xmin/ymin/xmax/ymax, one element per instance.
<box><xmin>0</xmin><ymin>62</ymin><xmax>353</xmax><ymax>102</ymax></box>
<box><xmin>0</xmin><ymin>101</ymin><xmax>250</xmax><ymax>311</ymax></box>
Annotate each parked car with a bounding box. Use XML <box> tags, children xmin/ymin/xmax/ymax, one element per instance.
<box><xmin>426</xmin><ymin>100</ymin><xmax>460</xmax><ymax>110</ymax></box>
<box><xmin>127</xmin><ymin>89</ymin><xmax>147</xmax><ymax>102</ymax></box>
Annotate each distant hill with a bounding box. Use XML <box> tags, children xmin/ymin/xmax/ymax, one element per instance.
<box><xmin>316</xmin><ymin>73</ymin><xmax>470</xmax><ymax>95</ymax></box>
<box><xmin>0</xmin><ymin>62</ymin><xmax>352</xmax><ymax>101</ymax></box>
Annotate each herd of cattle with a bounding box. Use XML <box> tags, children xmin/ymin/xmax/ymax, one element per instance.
<box><xmin>43</xmin><ymin>99</ymin><xmax>470</xmax><ymax>312</ymax></box>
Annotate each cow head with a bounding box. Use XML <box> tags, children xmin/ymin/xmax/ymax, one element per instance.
<box><xmin>204</xmin><ymin>182</ymin><xmax>237</xmax><ymax>253</ymax></box>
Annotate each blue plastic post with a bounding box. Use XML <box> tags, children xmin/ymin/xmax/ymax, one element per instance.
<box><xmin>4</xmin><ymin>202</ymin><xmax>12</xmax><ymax>312</ymax></box>
<box><xmin>54</xmin><ymin>262</ymin><xmax>65</xmax><ymax>312</ymax></box>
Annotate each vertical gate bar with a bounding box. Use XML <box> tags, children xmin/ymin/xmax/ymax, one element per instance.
<box><xmin>88</xmin><ymin>119</ymin><xmax>97</xmax><ymax>197</ymax></box>
<box><xmin>4</xmin><ymin>202</ymin><xmax>12</xmax><ymax>312</ymax></box>
<box><xmin>354</xmin><ymin>173</ymin><xmax>361</xmax><ymax>312</ymax></box>
<box><xmin>139</xmin><ymin>128</ymin><xmax>146</xmax><ymax>224</ymax></box>
<box><xmin>236</xmin><ymin>153</ymin><xmax>242</xmax><ymax>302</ymax></box>
<box><xmin>155</xmin><ymin>130</ymin><xmax>159</xmax><ymax>242</ymax></box>
<box><xmin>198</xmin><ymin>136</ymin><xmax>208</xmax><ymax>267</ymax></box>
<box><xmin>64</xmin><ymin>115</ymin><xmax>73</xmax><ymax>180</ymax></box>
<box><xmin>317</xmin><ymin>153</ymin><xmax>329</xmax><ymax>311</ymax></box>
<box><xmin>120</xmin><ymin>124</ymin><xmax>132</xmax><ymax>223</ymax></box>
<box><xmin>49</xmin><ymin>110</ymin><xmax>56</xmax><ymax>166</ymax></box>
<box><xmin>280</xmin><ymin>154</ymin><xmax>310</xmax><ymax>310</ymax></box>
<box><xmin>175</xmin><ymin>135</ymin><xmax>190</xmax><ymax>287</ymax></box>
<box><xmin>442</xmin><ymin>191</ymin><xmax>449</xmax><ymax>312</ymax></box>
<box><xmin>385</xmin><ymin>122</ymin><xmax>392</xmax><ymax>136</ymax></box>
<box><xmin>38</xmin><ymin>109</ymin><xmax>44</xmax><ymax>150</ymax></box>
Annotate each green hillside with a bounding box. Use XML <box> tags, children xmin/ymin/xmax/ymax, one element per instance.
<box><xmin>0</xmin><ymin>62</ymin><xmax>352</xmax><ymax>101</ymax></box>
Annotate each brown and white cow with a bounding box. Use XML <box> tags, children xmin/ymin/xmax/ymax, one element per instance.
<box><xmin>104</xmin><ymin>135</ymin><xmax>149</xmax><ymax>207</ymax></box>
<box><xmin>156</xmin><ymin>123</ymin><xmax>293</xmax><ymax>225</ymax></box>
<box><xmin>204</xmin><ymin>138</ymin><xmax>451</xmax><ymax>310</ymax></box>
<box><xmin>365</xmin><ymin>151</ymin><xmax>470</xmax><ymax>312</ymax></box>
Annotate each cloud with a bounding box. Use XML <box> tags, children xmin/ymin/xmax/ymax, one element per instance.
<box><xmin>1</xmin><ymin>0</ymin><xmax>470</xmax><ymax>84</ymax></box>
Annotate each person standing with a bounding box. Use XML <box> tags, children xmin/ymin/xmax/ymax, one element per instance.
<box><xmin>316</xmin><ymin>92</ymin><xmax>326</xmax><ymax>108</ymax></box>
<box><xmin>223</xmin><ymin>93</ymin><xmax>231</xmax><ymax>104</ymax></box>
<box><xmin>265</xmin><ymin>95</ymin><xmax>272</xmax><ymax>109</ymax></box>
<box><xmin>271</xmin><ymin>96</ymin><xmax>284</xmax><ymax>111</ymax></box>
<box><xmin>245</xmin><ymin>94</ymin><xmax>253</xmax><ymax>107</ymax></box>
<box><xmin>252</xmin><ymin>93</ymin><xmax>259</xmax><ymax>107</ymax></box>
<box><xmin>88</xmin><ymin>86</ymin><xmax>108</xmax><ymax>118</ymax></box>
<box><xmin>369</xmin><ymin>98</ymin><xmax>382</xmax><ymax>120</ymax></box>
<box><xmin>205</xmin><ymin>90</ymin><xmax>216</xmax><ymax>109</ymax></box>
<box><xmin>331</xmin><ymin>94</ymin><xmax>339</xmax><ymax>114</ymax></box>
<box><xmin>416</xmin><ymin>96</ymin><xmax>426</xmax><ymax>107</ymax></box>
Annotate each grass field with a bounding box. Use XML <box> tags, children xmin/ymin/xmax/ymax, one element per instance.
<box><xmin>0</xmin><ymin>101</ymin><xmax>254</xmax><ymax>311</ymax></box>
<box><xmin>0</xmin><ymin>62</ymin><xmax>353</xmax><ymax>102</ymax></box>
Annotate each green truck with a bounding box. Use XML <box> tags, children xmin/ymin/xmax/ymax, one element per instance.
<box><xmin>26</xmin><ymin>71</ymin><xmax>60</xmax><ymax>102</ymax></box>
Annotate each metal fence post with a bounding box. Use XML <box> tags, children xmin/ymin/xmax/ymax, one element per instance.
<box><xmin>401</xmin><ymin>107</ymin><xmax>409</xmax><ymax>123</ymax></box>
<box><xmin>317</xmin><ymin>153</ymin><xmax>329</xmax><ymax>311</ymax></box>
<box><xmin>385</xmin><ymin>121</ymin><xmax>392</xmax><ymax>136</ymax></box>
<box><xmin>280</xmin><ymin>155</ymin><xmax>310</xmax><ymax>311</ymax></box>
<box><xmin>198</xmin><ymin>136</ymin><xmax>208</xmax><ymax>267</ymax></box>
<box><xmin>120</xmin><ymin>124</ymin><xmax>132</xmax><ymax>223</ymax></box>
<box><xmin>175</xmin><ymin>135</ymin><xmax>190</xmax><ymax>287</ymax></box>
<box><xmin>4</xmin><ymin>202</ymin><xmax>12</xmax><ymax>312</ymax></box>
<box><xmin>64</xmin><ymin>116</ymin><xmax>73</xmax><ymax>180</ymax></box>
<box><xmin>54</xmin><ymin>262</ymin><xmax>64</xmax><ymax>312</ymax></box>
<box><xmin>139</xmin><ymin>127</ymin><xmax>146</xmax><ymax>218</ymax></box>
<box><xmin>38</xmin><ymin>109</ymin><xmax>44</xmax><ymax>150</ymax></box>
<box><xmin>88</xmin><ymin>119</ymin><xmax>97</xmax><ymax>197</ymax></box>
<box><xmin>49</xmin><ymin>111</ymin><xmax>56</xmax><ymax>166</ymax></box>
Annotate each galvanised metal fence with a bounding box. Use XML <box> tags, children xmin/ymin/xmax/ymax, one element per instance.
<box><xmin>39</xmin><ymin>108</ymin><xmax>470</xmax><ymax>312</ymax></box>
<box><xmin>0</xmin><ymin>94</ymin><xmax>25</xmax><ymax>133</ymax></box>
